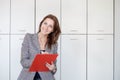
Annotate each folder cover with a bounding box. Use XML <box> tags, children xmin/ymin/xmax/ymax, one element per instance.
<box><xmin>29</xmin><ymin>54</ymin><xmax>58</xmax><ymax>72</ymax></box>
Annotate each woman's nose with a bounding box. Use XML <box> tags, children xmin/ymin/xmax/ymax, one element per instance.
<box><xmin>45</xmin><ymin>25</ymin><xmax>49</xmax><ymax>30</ymax></box>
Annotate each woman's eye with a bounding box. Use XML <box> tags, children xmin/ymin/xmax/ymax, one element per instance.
<box><xmin>44</xmin><ymin>22</ymin><xmax>47</xmax><ymax>25</ymax></box>
<box><xmin>49</xmin><ymin>25</ymin><xmax>53</xmax><ymax>28</ymax></box>
<box><xmin>43</xmin><ymin>22</ymin><xmax>53</xmax><ymax>28</ymax></box>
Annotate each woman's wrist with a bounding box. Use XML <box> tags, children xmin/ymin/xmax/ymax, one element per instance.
<box><xmin>52</xmin><ymin>68</ymin><xmax>56</xmax><ymax>72</ymax></box>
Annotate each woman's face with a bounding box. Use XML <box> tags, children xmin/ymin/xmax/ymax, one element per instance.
<box><xmin>40</xmin><ymin>18</ymin><xmax>54</xmax><ymax>35</ymax></box>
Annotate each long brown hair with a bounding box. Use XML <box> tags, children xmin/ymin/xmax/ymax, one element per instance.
<box><xmin>38</xmin><ymin>14</ymin><xmax>61</xmax><ymax>49</ymax></box>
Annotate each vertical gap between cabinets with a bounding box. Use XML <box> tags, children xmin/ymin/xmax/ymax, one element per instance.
<box><xmin>86</xmin><ymin>0</ymin><xmax>88</xmax><ymax>80</ymax></box>
<box><xmin>113</xmin><ymin>0</ymin><xmax>115</xmax><ymax>80</ymax></box>
<box><xmin>9</xmin><ymin>0</ymin><xmax>11</xmax><ymax>80</ymax></box>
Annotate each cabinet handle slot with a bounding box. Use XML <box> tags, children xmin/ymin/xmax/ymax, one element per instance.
<box><xmin>70</xmin><ymin>39</ymin><xmax>78</xmax><ymax>40</ymax></box>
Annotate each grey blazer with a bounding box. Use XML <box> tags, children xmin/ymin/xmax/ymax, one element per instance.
<box><xmin>17</xmin><ymin>33</ymin><xmax>58</xmax><ymax>80</ymax></box>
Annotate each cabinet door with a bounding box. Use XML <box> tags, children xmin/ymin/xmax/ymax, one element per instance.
<box><xmin>115</xmin><ymin>0</ymin><xmax>120</xmax><ymax>79</ymax></box>
<box><xmin>36</xmin><ymin>0</ymin><xmax>60</xmax><ymax>32</ymax></box>
<box><xmin>0</xmin><ymin>35</ymin><xmax>9</xmax><ymax>80</ymax></box>
<box><xmin>10</xmin><ymin>35</ymin><xmax>24</xmax><ymax>80</ymax></box>
<box><xmin>88</xmin><ymin>0</ymin><xmax>113</xmax><ymax>34</ymax></box>
<box><xmin>54</xmin><ymin>37</ymin><xmax>61</xmax><ymax>80</ymax></box>
<box><xmin>62</xmin><ymin>0</ymin><xmax>86</xmax><ymax>34</ymax></box>
<box><xmin>88</xmin><ymin>35</ymin><xmax>113</xmax><ymax>80</ymax></box>
<box><xmin>61</xmin><ymin>35</ymin><xmax>86</xmax><ymax>80</ymax></box>
<box><xmin>11</xmin><ymin>0</ymin><xmax>34</xmax><ymax>34</ymax></box>
<box><xmin>0</xmin><ymin>0</ymin><xmax>10</xmax><ymax>34</ymax></box>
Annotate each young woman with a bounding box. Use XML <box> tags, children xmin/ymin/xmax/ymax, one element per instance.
<box><xmin>17</xmin><ymin>14</ymin><xmax>61</xmax><ymax>80</ymax></box>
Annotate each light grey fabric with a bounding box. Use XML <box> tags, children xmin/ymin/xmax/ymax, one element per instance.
<box><xmin>17</xmin><ymin>33</ymin><xmax>58</xmax><ymax>80</ymax></box>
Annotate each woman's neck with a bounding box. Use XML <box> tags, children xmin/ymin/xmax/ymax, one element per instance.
<box><xmin>38</xmin><ymin>32</ymin><xmax>48</xmax><ymax>50</ymax></box>
<box><xmin>38</xmin><ymin>32</ymin><xmax>48</xmax><ymax>40</ymax></box>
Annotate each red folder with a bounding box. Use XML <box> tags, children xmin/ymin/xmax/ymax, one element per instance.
<box><xmin>29</xmin><ymin>54</ymin><xmax>58</xmax><ymax>72</ymax></box>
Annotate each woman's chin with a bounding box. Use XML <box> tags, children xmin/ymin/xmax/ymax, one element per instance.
<box><xmin>42</xmin><ymin>32</ymin><xmax>49</xmax><ymax>35</ymax></box>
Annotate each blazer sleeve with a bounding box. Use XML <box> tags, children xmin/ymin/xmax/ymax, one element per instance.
<box><xmin>51</xmin><ymin>43</ymin><xmax>58</xmax><ymax>74</ymax></box>
<box><xmin>20</xmin><ymin>33</ymin><xmax>33</xmax><ymax>68</ymax></box>
<box><xmin>53</xmin><ymin>43</ymin><xmax>58</xmax><ymax>53</ymax></box>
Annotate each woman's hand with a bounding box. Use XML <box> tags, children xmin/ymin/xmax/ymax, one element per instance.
<box><xmin>46</xmin><ymin>61</ymin><xmax>56</xmax><ymax>72</ymax></box>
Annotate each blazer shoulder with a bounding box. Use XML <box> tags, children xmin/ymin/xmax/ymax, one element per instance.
<box><xmin>25</xmin><ymin>33</ymin><xmax>35</xmax><ymax>36</ymax></box>
<box><xmin>25</xmin><ymin>33</ymin><xmax>36</xmax><ymax>39</ymax></box>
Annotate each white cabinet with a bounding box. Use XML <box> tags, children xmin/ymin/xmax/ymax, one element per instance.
<box><xmin>0</xmin><ymin>0</ymin><xmax>10</xmax><ymax>34</ymax></box>
<box><xmin>115</xmin><ymin>0</ymin><xmax>120</xmax><ymax>79</ymax></box>
<box><xmin>0</xmin><ymin>35</ymin><xmax>9</xmax><ymax>80</ymax></box>
<box><xmin>11</xmin><ymin>0</ymin><xmax>34</xmax><ymax>34</ymax></box>
<box><xmin>88</xmin><ymin>0</ymin><xmax>113</xmax><ymax>34</ymax></box>
<box><xmin>61</xmin><ymin>0</ymin><xmax>86</xmax><ymax>34</ymax></box>
<box><xmin>10</xmin><ymin>35</ymin><xmax>24</xmax><ymax>80</ymax></box>
<box><xmin>36</xmin><ymin>0</ymin><xmax>60</xmax><ymax>32</ymax></box>
<box><xmin>88</xmin><ymin>35</ymin><xmax>113</xmax><ymax>80</ymax></box>
<box><xmin>61</xmin><ymin>35</ymin><xmax>86</xmax><ymax>80</ymax></box>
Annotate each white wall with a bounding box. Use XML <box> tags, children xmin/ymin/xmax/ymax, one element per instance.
<box><xmin>0</xmin><ymin>0</ymin><xmax>119</xmax><ymax>80</ymax></box>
